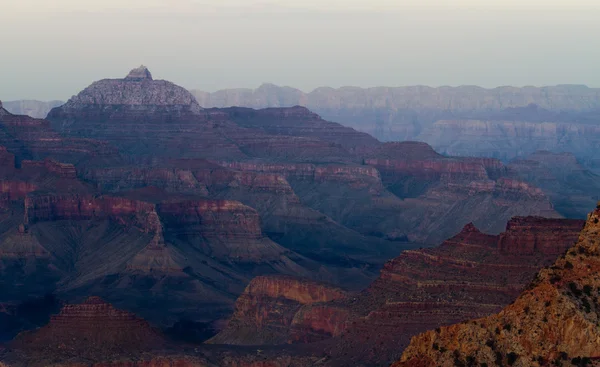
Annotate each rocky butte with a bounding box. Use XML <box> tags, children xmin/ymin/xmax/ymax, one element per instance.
<box><xmin>395</xmin><ymin>204</ymin><xmax>600</xmax><ymax>366</ymax></box>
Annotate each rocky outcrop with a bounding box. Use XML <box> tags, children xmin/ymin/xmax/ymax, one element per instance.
<box><xmin>498</xmin><ymin>216</ymin><xmax>587</xmax><ymax>255</ymax></box>
<box><xmin>320</xmin><ymin>218</ymin><xmax>583</xmax><ymax>366</ymax></box>
<box><xmin>46</xmin><ymin>68</ymin><xmax>247</xmax><ymax>161</ymax></box>
<box><xmin>203</xmin><ymin>217</ymin><xmax>584</xmax><ymax>366</ymax></box>
<box><xmin>395</xmin><ymin>205</ymin><xmax>600</xmax><ymax>366</ymax></box>
<box><xmin>208</xmin><ymin>275</ymin><xmax>347</xmax><ymax>345</ymax></box>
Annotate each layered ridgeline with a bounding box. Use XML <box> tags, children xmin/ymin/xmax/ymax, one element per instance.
<box><xmin>396</xmin><ymin>204</ymin><xmax>600</xmax><ymax>366</ymax></box>
<box><xmin>191</xmin><ymin>84</ymin><xmax>600</xmax><ymax>166</ymax></box>
<box><xmin>44</xmin><ymin>66</ymin><xmax>559</xmax><ymax>245</ymax></box>
<box><xmin>0</xmin><ymin>67</ymin><xmax>573</xmax><ymax>352</ymax></box>
<box><xmin>209</xmin><ymin>217</ymin><xmax>584</xmax><ymax>366</ymax></box>
<box><xmin>0</xmin><ymin>216</ymin><xmax>584</xmax><ymax>367</ymax></box>
<box><xmin>8</xmin><ymin>83</ymin><xmax>600</xmax><ymax>167</ymax></box>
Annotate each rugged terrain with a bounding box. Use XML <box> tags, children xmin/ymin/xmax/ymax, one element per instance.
<box><xmin>0</xmin><ymin>216</ymin><xmax>585</xmax><ymax>367</ymax></box>
<box><xmin>395</xmin><ymin>204</ymin><xmax>600</xmax><ymax>366</ymax></box>
<box><xmin>209</xmin><ymin>217</ymin><xmax>584</xmax><ymax>366</ymax></box>
<box><xmin>1</xmin><ymin>68</ymin><xmax>594</xmax><ymax>366</ymax></box>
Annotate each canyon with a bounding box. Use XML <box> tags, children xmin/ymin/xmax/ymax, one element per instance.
<box><xmin>208</xmin><ymin>216</ymin><xmax>584</xmax><ymax>366</ymax></box>
<box><xmin>0</xmin><ymin>215</ymin><xmax>585</xmax><ymax>367</ymax></box>
<box><xmin>1</xmin><ymin>68</ymin><xmax>598</xmax><ymax>366</ymax></box>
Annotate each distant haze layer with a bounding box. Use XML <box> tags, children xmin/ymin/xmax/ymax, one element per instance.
<box><xmin>1</xmin><ymin>0</ymin><xmax>600</xmax><ymax>100</ymax></box>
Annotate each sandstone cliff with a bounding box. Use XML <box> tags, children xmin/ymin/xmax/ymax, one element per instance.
<box><xmin>395</xmin><ymin>204</ymin><xmax>600</xmax><ymax>366</ymax></box>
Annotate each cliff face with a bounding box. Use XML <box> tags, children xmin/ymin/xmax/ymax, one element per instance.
<box><xmin>395</xmin><ymin>205</ymin><xmax>600</xmax><ymax>366</ymax></box>
<box><xmin>24</xmin><ymin>194</ymin><xmax>156</xmax><ymax>226</ymax></box>
<box><xmin>208</xmin><ymin>275</ymin><xmax>348</xmax><ymax>345</ymax></box>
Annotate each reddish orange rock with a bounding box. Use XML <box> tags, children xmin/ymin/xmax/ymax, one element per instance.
<box><xmin>208</xmin><ymin>275</ymin><xmax>348</xmax><ymax>345</ymax></box>
<box><xmin>394</xmin><ymin>205</ymin><xmax>600</xmax><ymax>366</ymax></box>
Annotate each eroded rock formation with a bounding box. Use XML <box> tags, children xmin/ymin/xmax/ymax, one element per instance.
<box><xmin>207</xmin><ymin>217</ymin><xmax>584</xmax><ymax>366</ymax></box>
<box><xmin>209</xmin><ymin>276</ymin><xmax>348</xmax><ymax>345</ymax></box>
<box><xmin>395</xmin><ymin>205</ymin><xmax>600</xmax><ymax>366</ymax></box>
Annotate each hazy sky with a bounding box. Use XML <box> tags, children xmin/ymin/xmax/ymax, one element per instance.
<box><xmin>2</xmin><ymin>0</ymin><xmax>600</xmax><ymax>100</ymax></box>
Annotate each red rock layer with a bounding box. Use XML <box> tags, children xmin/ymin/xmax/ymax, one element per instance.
<box><xmin>208</xmin><ymin>275</ymin><xmax>347</xmax><ymax>345</ymax></box>
<box><xmin>320</xmin><ymin>217</ymin><xmax>585</xmax><ymax>366</ymax></box>
<box><xmin>158</xmin><ymin>200</ymin><xmax>262</xmax><ymax>240</ymax></box>
<box><xmin>499</xmin><ymin>216</ymin><xmax>586</xmax><ymax>255</ymax></box>
<box><xmin>220</xmin><ymin>161</ymin><xmax>383</xmax><ymax>189</ymax></box>
<box><xmin>24</xmin><ymin>194</ymin><xmax>155</xmax><ymax>226</ymax></box>
<box><xmin>395</xmin><ymin>205</ymin><xmax>600</xmax><ymax>366</ymax></box>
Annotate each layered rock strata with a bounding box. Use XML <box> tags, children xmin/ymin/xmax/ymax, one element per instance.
<box><xmin>395</xmin><ymin>204</ymin><xmax>600</xmax><ymax>366</ymax></box>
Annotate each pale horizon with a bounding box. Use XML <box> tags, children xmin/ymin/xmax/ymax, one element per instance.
<box><xmin>2</xmin><ymin>0</ymin><xmax>600</xmax><ymax>100</ymax></box>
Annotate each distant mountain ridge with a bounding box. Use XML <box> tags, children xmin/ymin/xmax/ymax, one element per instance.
<box><xmin>191</xmin><ymin>83</ymin><xmax>600</xmax><ymax>168</ymax></box>
<box><xmin>192</xmin><ymin>83</ymin><xmax>600</xmax><ymax>111</ymax></box>
<box><xmin>2</xmin><ymin>100</ymin><xmax>64</xmax><ymax>119</ymax></box>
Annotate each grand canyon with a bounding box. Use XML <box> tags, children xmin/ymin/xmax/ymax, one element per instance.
<box><xmin>1</xmin><ymin>63</ymin><xmax>599</xmax><ymax>366</ymax></box>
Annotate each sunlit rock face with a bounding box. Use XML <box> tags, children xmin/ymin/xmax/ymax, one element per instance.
<box><xmin>395</xmin><ymin>205</ymin><xmax>600</xmax><ymax>367</ymax></box>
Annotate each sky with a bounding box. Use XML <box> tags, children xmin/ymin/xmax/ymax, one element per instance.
<box><xmin>1</xmin><ymin>0</ymin><xmax>600</xmax><ymax>100</ymax></box>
